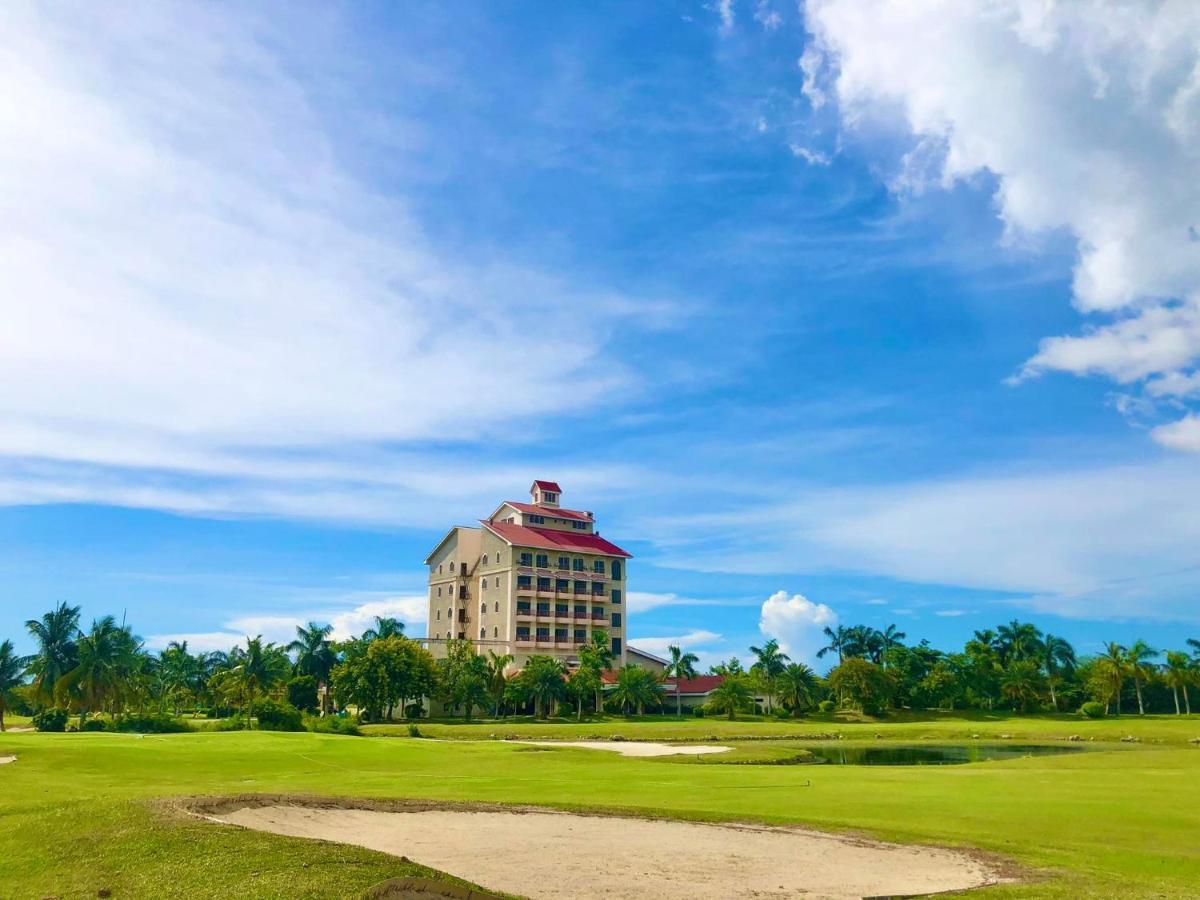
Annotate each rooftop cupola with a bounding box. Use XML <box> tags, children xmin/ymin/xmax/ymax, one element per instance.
<box><xmin>530</xmin><ymin>479</ymin><xmax>562</xmax><ymax>508</ymax></box>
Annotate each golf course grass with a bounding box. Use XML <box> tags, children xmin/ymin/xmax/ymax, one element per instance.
<box><xmin>1</xmin><ymin>713</ymin><xmax>1198</xmax><ymax>898</ymax></box>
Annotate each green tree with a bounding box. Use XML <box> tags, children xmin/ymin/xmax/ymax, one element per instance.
<box><xmin>362</xmin><ymin>616</ymin><xmax>404</xmax><ymax>641</ymax></box>
<box><xmin>1123</xmin><ymin>640</ymin><xmax>1158</xmax><ymax>715</ymax></box>
<box><xmin>1000</xmin><ymin>659</ymin><xmax>1045</xmax><ymax>712</ymax></box>
<box><xmin>664</xmin><ymin>644</ymin><xmax>699</xmax><ymax>717</ymax></box>
<box><xmin>1040</xmin><ymin>633</ymin><xmax>1076</xmax><ymax>712</ymax></box>
<box><xmin>775</xmin><ymin>662</ymin><xmax>817</xmax><ymax>717</ymax></box>
<box><xmin>485</xmin><ymin>650</ymin><xmax>514</xmax><ymax>717</ymax></box>
<box><xmin>710</xmin><ymin>656</ymin><xmax>744</xmax><ymax>676</ymax></box>
<box><xmin>877</xmin><ymin>624</ymin><xmax>907</xmax><ymax>665</ymax></box>
<box><xmin>515</xmin><ymin>655</ymin><xmax>567</xmax><ymax>719</ymax></box>
<box><xmin>817</xmin><ymin>625</ymin><xmax>852</xmax><ymax>665</ymax></box>
<box><xmin>1162</xmin><ymin>651</ymin><xmax>1194</xmax><ymax>715</ymax></box>
<box><xmin>568</xmin><ymin>666</ymin><xmax>601</xmax><ymax>721</ymax></box>
<box><xmin>436</xmin><ymin>640</ymin><xmax>490</xmax><ymax>720</ymax></box>
<box><xmin>1093</xmin><ymin>642</ymin><xmax>1127</xmax><ymax>715</ymax></box>
<box><xmin>609</xmin><ymin>664</ymin><xmax>661</xmax><ymax>716</ymax></box>
<box><xmin>997</xmin><ymin>620</ymin><xmax>1043</xmax><ymax>666</ymax></box>
<box><xmin>58</xmin><ymin>616</ymin><xmax>138</xmax><ymax>726</ymax></box>
<box><xmin>707</xmin><ymin>673</ymin><xmax>752</xmax><ymax>720</ymax></box>
<box><xmin>578</xmin><ymin>629</ymin><xmax>613</xmax><ymax>714</ymax></box>
<box><xmin>0</xmin><ymin>640</ymin><xmax>32</xmax><ymax>732</ymax></box>
<box><xmin>234</xmin><ymin>636</ymin><xmax>286</xmax><ymax>728</ymax></box>
<box><xmin>330</xmin><ymin>636</ymin><xmax>435</xmax><ymax>722</ymax></box>
<box><xmin>288</xmin><ymin>622</ymin><xmax>338</xmax><ymax>714</ymax></box>
<box><xmin>826</xmin><ymin>657</ymin><xmax>894</xmax><ymax>714</ymax></box>
<box><xmin>749</xmin><ymin>638</ymin><xmax>790</xmax><ymax>713</ymax></box>
<box><xmin>24</xmin><ymin>602</ymin><xmax>81</xmax><ymax>707</ymax></box>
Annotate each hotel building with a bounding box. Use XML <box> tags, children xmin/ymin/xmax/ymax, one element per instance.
<box><xmin>424</xmin><ymin>481</ymin><xmax>632</xmax><ymax>668</ymax></box>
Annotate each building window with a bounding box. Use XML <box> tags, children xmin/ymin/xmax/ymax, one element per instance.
<box><xmin>572</xmin><ymin>558</ymin><xmax>585</xmax><ymax>571</ymax></box>
<box><xmin>457</xmin><ymin>631</ymin><xmax>465</xmax><ymax>640</ymax></box>
<box><xmin>529</xmin><ymin>514</ymin><xmax>545</xmax><ymax>525</ymax></box>
<box><xmin>574</xmin><ymin>629</ymin><xmax>586</xmax><ymax>642</ymax></box>
<box><xmin>480</xmin><ymin>602</ymin><xmax>486</xmax><ymax>616</ymax></box>
<box><xmin>592</xmin><ymin>607</ymin><xmax>604</xmax><ymax>619</ymax></box>
<box><xmin>436</xmin><ymin>610</ymin><xmax>441</xmax><ymax>620</ymax></box>
<box><xmin>520</xmin><ymin>552</ymin><xmax>533</xmax><ymax>566</ymax></box>
<box><xmin>554</xmin><ymin>628</ymin><xmax>567</xmax><ymax>642</ymax></box>
<box><xmin>556</xmin><ymin>579</ymin><xmax>569</xmax><ymax>591</ymax></box>
<box><xmin>483</xmin><ymin>554</ymin><xmax>489</xmax><ymax>565</ymax></box>
<box><xmin>494</xmin><ymin>601</ymin><xmax>499</xmax><ymax>612</ymax></box>
<box><xmin>593</xmin><ymin>559</ymin><xmax>605</xmax><ymax>574</ymax></box>
<box><xmin>435</xmin><ymin>632</ymin><xmax>440</xmax><ymax>640</ymax></box>
<box><xmin>557</xmin><ymin>555</ymin><xmax>569</xmax><ymax>569</ymax></box>
<box><xmin>592</xmin><ymin>584</ymin><xmax>605</xmax><ymax>596</ymax></box>
<box><xmin>611</xmin><ymin>589</ymin><xmax>622</xmax><ymax>604</ymax></box>
<box><xmin>544</xmin><ymin>492</ymin><xmax>557</xmax><ymax>503</ymax></box>
<box><xmin>535</xmin><ymin>553</ymin><xmax>549</xmax><ymax>567</ymax></box>
<box><xmin>611</xmin><ymin>613</ymin><xmax>622</xmax><ymax>627</ymax></box>
<box><xmin>517</xmin><ymin>627</ymin><xmax>530</xmax><ymax>640</ymax></box>
<box><xmin>611</xmin><ymin>561</ymin><xmax>622</xmax><ymax>580</ymax></box>
<box><xmin>482</xmin><ymin>579</ymin><xmax>487</xmax><ymax>591</ymax></box>
<box><xmin>537</xmin><ymin>577</ymin><xmax>551</xmax><ymax>589</ymax></box>
<box><xmin>571</xmin><ymin>520</ymin><xmax>586</xmax><ymax>530</ymax></box>
<box><xmin>438</xmin><ymin>564</ymin><xmax>443</xmax><ymax>574</ymax></box>
<box><xmin>493</xmin><ymin>626</ymin><xmax>498</xmax><ymax>638</ymax></box>
<box><xmin>611</xmin><ymin>637</ymin><xmax>622</xmax><ymax>655</ymax></box>
<box><xmin>479</xmin><ymin>628</ymin><xmax>485</xmax><ymax>639</ymax></box>
<box><xmin>574</xmin><ymin>580</ymin><xmax>588</xmax><ymax>593</ymax></box>
<box><xmin>494</xmin><ymin>577</ymin><xmax>499</xmax><ymax>587</ymax></box>
<box><xmin>447</xmin><ymin>608</ymin><xmax>452</xmax><ymax>620</ymax></box>
<box><xmin>517</xmin><ymin>575</ymin><xmax>532</xmax><ymax>588</ymax></box>
<box><xmin>536</xmin><ymin>627</ymin><xmax>550</xmax><ymax>639</ymax></box>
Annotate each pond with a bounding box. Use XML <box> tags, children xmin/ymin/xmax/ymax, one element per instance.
<box><xmin>805</xmin><ymin>743</ymin><xmax>1085</xmax><ymax>766</ymax></box>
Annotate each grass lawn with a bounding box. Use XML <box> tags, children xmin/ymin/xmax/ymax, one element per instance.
<box><xmin>1</xmin><ymin>713</ymin><xmax>1198</xmax><ymax>898</ymax></box>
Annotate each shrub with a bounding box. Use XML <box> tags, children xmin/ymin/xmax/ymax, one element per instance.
<box><xmin>771</xmin><ymin>706</ymin><xmax>792</xmax><ymax>720</ymax></box>
<box><xmin>305</xmin><ymin>715</ymin><xmax>360</xmax><ymax>736</ymax></box>
<box><xmin>112</xmin><ymin>713</ymin><xmax>190</xmax><ymax>734</ymax></box>
<box><xmin>252</xmin><ymin>698</ymin><xmax>304</xmax><ymax>732</ymax></box>
<box><xmin>286</xmin><ymin>676</ymin><xmax>320</xmax><ymax>713</ymax></box>
<box><xmin>1079</xmin><ymin>700</ymin><xmax>1106</xmax><ymax>719</ymax></box>
<box><xmin>33</xmin><ymin>708</ymin><xmax>69</xmax><ymax>732</ymax></box>
<box><xmin>80</xmin><ymin>717</ymin><xmax>107</xmax><ymax>732</ymax></box>
<box><xmin>692</xmin><ymin>706</ymin><xmax>705</xmax><ymax>718</ymax></box>
<box><xmin>817</xmin><ymin>700</ymin><xmax>836</xmax><ymax>713</ymax></box>
<box><xmin>407</xmin><ymin>723</ymin><xmax>421</xmax><ymax>737</ymax></box>
<box><xmin>405</xmin><ymin>703</ymin><xmax>425</xmax><ymax>719</ymax></box>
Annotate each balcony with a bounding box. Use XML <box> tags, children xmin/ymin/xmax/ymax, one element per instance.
<box><xmin>516</xmin><ymin>606</ymin><xmax>533</xmax><ymax>617</ymax></box>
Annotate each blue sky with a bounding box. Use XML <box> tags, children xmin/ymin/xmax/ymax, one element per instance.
<box><xmin>3</xmin><ymin>1</ymin><xmax>1200</xmax><ymax>669</ymax></box>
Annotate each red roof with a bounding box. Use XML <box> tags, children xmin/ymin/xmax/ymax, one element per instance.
<box><xmin>598</xmin><ymin>672</ymin><xmax>725</xmax><ymax>695</ymax></box>
<box><xmin>482</xmin><ymin>519</ymin><xmax>632</xmax><ymax>558</ymax></box>
<box><xmin>532</xmin><ymin>480</ymin><xmax>562</xmax><ymax>492</ymax></box>
<box><xmin>503</xmin><ymin>501</ymin><xmax>590</xmax><ymax>521</ymax></box>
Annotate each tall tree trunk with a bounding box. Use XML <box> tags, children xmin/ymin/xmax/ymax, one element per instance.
<box><xmin>1172</xmin><ymin>687</ymin><xmax>1180</xmax><ymax>715</ymax></box>
<box><xmin>1134</xmin><ymin>677</ymin><xmax>1145</xmax><ymax>715</ymax></box>
<box><xmin>676</xmin><ymin>689</ymin><xmax>682</xmax><ymax>718</ymax></box>
<box><xmin>1048</xmin><ymin>680</ymin><xmax>1058</xmax><ymax>711</ymax></box>
<box><xmin>577</xmin><ymin>697</ymin><xmax>583</xmax><ymax>721</ymax></box>
<box><xmin>1184</xmin><ymin>684</ymin><xmax>1192</xmax><ymax>715</ymax></box>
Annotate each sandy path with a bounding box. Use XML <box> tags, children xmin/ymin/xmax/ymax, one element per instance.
<box><xmin>216</xmin><ymin>805</ymin><xmax>1000</xmax><ymax>899</ymax></box>
<box><xmin>517</xmin><ymin>740</ymin><xmax>730</xmax><ymax>757</ymax></box>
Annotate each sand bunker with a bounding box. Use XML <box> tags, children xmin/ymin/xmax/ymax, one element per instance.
<box><xmin>518</xmin><ymin>740</ymin><xmax>730</xmax><ymax>757</ymax></box>
<box><xmin>214</xmin><ymin>803</ymin><xmax>1001</xmax><ymax>899</ymax></box>
<box><xmin>0</xmin><ymin>756</ymin><xmax>15</xmax><ymax>765</ymax></box>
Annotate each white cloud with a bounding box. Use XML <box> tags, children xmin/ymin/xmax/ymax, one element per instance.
<box><xmin>716</xmin><ymin>0</ymin><xmax>735</xmax><ymax>34</ymax></box>
<box><xmin>787</xmin><ymin>143</ymin><xmax>831</xmax><ymax>166</ymax></box>
<box><xmin>1151</xmin><ymin>414</ymin><xmax>1200</xmax><ymax>451</ymax></box>
<box><xmin>0</xmin><ymin>5</ymin><xmax>662</xmax><ymax>519</ymax></box>
<box><xmin>146</xmin><ymin>594</ymin><xmax>428</xmax><ymax>652</ymax></box>
<box><xmin>804</xmin><ymin>0</ymin><xmax>1200</xmax><ymax>445</ymax></box>
<box><xmin>863</xmin><ymin>598</ymin><xmax>888</xmax><ymax>606</ymax></box>
<box><xmin>935</xmin><ymin>609</ymin><xmax>966</xmax><ymax>618</ymax></box>
<box><xmin>628</xmin><ymin>629</ymin><xmax>722</xmax><ymax>660</ymax></box>
<box><xmin>758</xmin><ymin>590</ymin><xmax>837</xmax><ymax>663</ymax></box>
<box><xmin>754</xmin><ymin>1</ymin><xmax>782</xmax><ymax>32</ymax></box>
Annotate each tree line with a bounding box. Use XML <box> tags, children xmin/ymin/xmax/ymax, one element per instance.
<box><xmin>2</xmin><ymin>604</ymin><xmax>1198</xmax><ymax>730</ymax></box>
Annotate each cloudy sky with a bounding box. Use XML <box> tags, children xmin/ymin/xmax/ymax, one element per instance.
<box><xmin>3</xmin><ymin>1</ymin><xmax>1199</xmax><ymax>668</ymax></box>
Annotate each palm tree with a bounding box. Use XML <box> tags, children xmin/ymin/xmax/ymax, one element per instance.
<box><xmin>878</xmin><ymin>624</ymin><xmax>906</xmax><ymax>665</ymax></box>
<box><xmin>1162</xmin><ymin>651</ymin><xmax>1194</xmax><ymax>715</ymax></box>
<box><xmin>58</xmin><ymin>616</ymin><xmax>130</xmax><ymax>726</ymax></box>
<box><xmin>158</xmin><ymin>641</ymin><xmax>202</xmax><ymax>715</ymax></box>
<box><xmin>288</xmin><ymin>622</ymin><xmax>337</xmax><ymax>714</ymax></box>
<box><xmin>578</xmin><ymin>629</ymin><xmax>613</xmax><ymax>714</ymax></box>
<box><xmin>1040</xmin><ymin>634</ymin><xmax>1076</xmax><ymax>711</ymax></box>
<box><xmin>997</xmin><ymin>620</ymin><xmax>1043</xmax><ymax>665</ymax></box>
<box><xmin>0</xmin><ymin>640</ymin><xmax>32</xmax><ymax>732</ymax></box>
<box><xmin>25</xmin><ymin>602</ymin><xmax>81</xmax><ymax>706</ymax></box>
<box><xmin>235</xmin><ymin>636</ymin><xmax>280</xmax><ymax>728</ymax></box>
<box><xmin>817</xmin><ymin>625</ymin><xmax>852</xmax><ymax>665</ymax></box>
<box><xmin>610</xmin><ymin>665</ymin><xmax>661</xmax><ymax>716</ymax></box>
<box><xmin>519</xmin><ymin>655</ymin><xmax>567</xmax><ymax>719</ymax></box>
<box><xmin>362</xmin><ymin>616</ymin><xmax>404</xmax><ymax>641</ymax></box>
<box><xmin>664</xmin><ymin>645</ymin><xmax>699</xmax><ymax>717</ymax></box>
<box><xmin>1000</xmin><ymin>659</ymin><xmax>1044</xmax><ymax>712</ymax></box>
<box><xmin>749</xmin><ymin>638</ymin><xmax>790</xmax><ymax>713</ymax></box>
<box><xmin>1124</xmin><ymin>640</ymin><xmax>1158</xmax><ymax>715</ymax></box>
<box><xmin>1097</xmin><ymin>642</ymin><xmax>1127</xmax><ymax>715</ymax></box>
<box><xmin>1188</xmin><ymin>637</ymin><xmax>1200</xmax><ymax>659</ymax></box>
<box><xmin>485</xmin><ymin>650</ymin><xmax>513</xmax><ymax>717</ymax></box>
<box><xmin>707</xmin><ymin>674</ymin><xmax>752</xmax><ymax>720</ymax></box>
<box><xmin>776</xmin><ymin>662</ymin><xmax>817</xmax><ymax>717</ymax></box>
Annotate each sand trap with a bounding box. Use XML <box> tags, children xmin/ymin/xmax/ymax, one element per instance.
<box><xmin>0</xmin><ymin>756</ymin><xmax>15</xmax><ymax>765</ymax></box>
<box><xmin>214</xmin><ymin>804</ymin><xmax>1001</xmax><ymax>899</ymax></box>
<box><xmin>518</xmin><ymin>740</ymin><xmax>730</xmax><ymax>757</ymax></box>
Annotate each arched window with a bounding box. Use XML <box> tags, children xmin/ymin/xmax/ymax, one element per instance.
<box><xmin>493</xmin><ymin>626</ymin><xmax>498</xmax><ymax>638</ymax></box>
<box><xmin>480</xmin><ymin>602</ymin><xmax>486</xmax><ymax>616</ymax></box>
<box><xmin>494</xmin><ymin>601</ymin><xmax>499</xmax><ymax>612</ymax></box>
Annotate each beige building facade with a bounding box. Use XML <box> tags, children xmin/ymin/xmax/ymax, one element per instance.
<box><xmin>424</xmin><ymin>481</ymin><xmax>631</xmax><ymax>669</ymax></box>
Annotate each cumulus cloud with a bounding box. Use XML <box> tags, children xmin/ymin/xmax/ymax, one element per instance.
<box><xmin>146</xmin><ymin>594</ymin><xmax>427</xmax><ymax>652</ymax></box>
<box><xmin>758</xmin><ymin>590</ymin><xmax>837</xmax><ymax>663</ymax></box>
<box><xmin>1151</xmin><ymin>414</ymin><xmax>1200</xmax><ymax>451</ymax></box>
<box><xmin>804</xmin><ymin>0</ymin><xmax>1200</xmax><ymax>445</ymax></box>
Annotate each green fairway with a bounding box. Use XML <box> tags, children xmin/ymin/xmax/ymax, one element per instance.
<box><xmin>2</xmin><ymin>715</ymin><xmax>1198</xmax><ymax>898</ymax></box>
